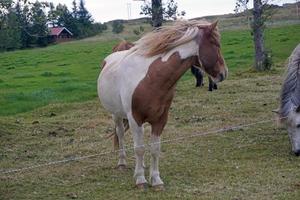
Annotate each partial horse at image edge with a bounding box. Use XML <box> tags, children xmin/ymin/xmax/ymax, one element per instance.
<box><xmin>277</xmin><ymin>43</ymin><xmax>300</xmax><ymax>156</ymax></box>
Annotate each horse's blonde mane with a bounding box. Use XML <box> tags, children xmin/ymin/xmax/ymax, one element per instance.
<box><xmin>133</xmin><ymin>20</ymin><xmax>218</xmax><ymax>57</ymax></box>
<box><xmin>280</xmin><ymin>44</ymin><xmax>300</xmax><ymax>118</ymax></box>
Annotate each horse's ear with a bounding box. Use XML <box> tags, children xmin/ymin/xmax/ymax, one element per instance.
<box><xmin>296</xmin><ymin>105</ymin><xmax>300</xmax><ymax>113</ymax></box>
<box><xmin>209</xmin><ymin>20</ymin><xmax>218</xmax><ymax>31</ymax></box>
<box><xmin>272</xmin><ymin>108</ymin><xmax>280</xmax><ymax>114</ymax></box>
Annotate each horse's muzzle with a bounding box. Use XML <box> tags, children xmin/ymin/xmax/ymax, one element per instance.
<box><xmin>219</xmin><ymin>73</ymin><xmax>225</xmax><ymax>82</ymax></box>
<box><xmin>294</xmin><ymin>149</ymin><xmax>300</xmax><ymax>156</ymax></box>
<box><xmin>216</xmin><ymin>69</ymin><xmax>228</xmax><ymax>83</ymax></box>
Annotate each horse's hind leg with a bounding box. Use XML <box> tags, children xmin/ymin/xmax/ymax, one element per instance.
<box><xmin>113</xmin><ymin>115</ymin><xmax>127</xmax><ymax>169</ymax></box>
<box><xmin>127</xmin><ymin>114</ymin><xmax>147</xmax><ymax>188</ymax></box>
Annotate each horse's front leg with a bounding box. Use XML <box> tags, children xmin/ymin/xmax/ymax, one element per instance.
<box><xmin>128</xmin><ymin>115</ymin><xmax>147</xmax><ymax>188</ymax></box>
<box><xmin>150</xmin><ymin>134</ymin><xmax>164</xmax><ymax>189</ymax></box>
<box><xmin>150</xmin><ymin>119</ymin><xmax>167</xmax><ymax>191</ymax></box>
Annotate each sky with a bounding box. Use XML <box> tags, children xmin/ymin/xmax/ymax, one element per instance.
<box><xmin>47</xmin><ymin>0</ymin><xmax>297</xmax><ymax>23</ymax></box>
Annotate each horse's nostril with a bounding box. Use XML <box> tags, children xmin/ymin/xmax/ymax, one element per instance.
<box><xmin>294</xmin><ymin>150</ymin><xmax>300</xmax><ymax>156</ymax></box>
<box><xmin>219</xmin><ymin>73</ymin><xmax>224</xmax><ymax>82</ymax></box>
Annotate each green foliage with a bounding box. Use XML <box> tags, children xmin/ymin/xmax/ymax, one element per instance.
<box><xmin>133</xmin><ymin>26</ymin><xmax>145</xmax><ymax>35</ymax></box>
<box><xmin>139</xmin><ymin>25</ymin><xmax>144</xmax><ymax>32</ymax></box>
<box><xmin>140</xmin><ymin>0</ymin><xmax>185</xmax><ymax>21</ymax></box>
<box><xmin>133</xmin><ymin>29</ymin><xmax>140</xmax><ymax>35</ymax></box>
<box><xmin>30</xmin><ymin>1</ymin><xmax>49</xmax><ymax>47</ymax></box>
<box><xmin>112</xmin><ymin>20</ymin><xmax>124</xmax><ymax>34</ymax></box>
<box><xmin>0</xmin><ymin>0</ymin><xmax>106</xmax><ymax>52</ymax></box>
<box><xmin>0</xmin><ymin>11</ymin><xmax>21</xmax><ymax>51</ymax></box>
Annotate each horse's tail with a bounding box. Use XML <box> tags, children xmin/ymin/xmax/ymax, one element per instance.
<box><xmin>111</xmin><ymin>119</ymin><xmax>129</xmax><ymax>150</ymax></box>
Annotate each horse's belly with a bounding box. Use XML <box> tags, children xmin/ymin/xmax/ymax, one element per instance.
<box><xmin>97</xmin><ymin>67</ymin><xmax>126</xmax><ymax>117</ymax></box>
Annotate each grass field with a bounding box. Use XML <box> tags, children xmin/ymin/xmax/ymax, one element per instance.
<box><xmin>0</xmin><ymin>23</ymin><xmax>300</xmax><ymax>199</ymax></box>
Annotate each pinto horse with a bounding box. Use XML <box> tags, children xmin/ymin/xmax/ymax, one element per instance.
<box><xmin>98</xmin><ymin>20</ymin><xmax>228</xmax><ymax>190</ymax></box>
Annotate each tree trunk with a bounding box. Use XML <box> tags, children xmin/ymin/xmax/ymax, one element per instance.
<box><xmin>253</xmin><ymin>0</ymin><xmax>266</xmax><ymax>71</ymax></box>
<box><xmin>152</xmin><ymin>0</ymin><xmax>163</xmax><ymax>27</ymax></box>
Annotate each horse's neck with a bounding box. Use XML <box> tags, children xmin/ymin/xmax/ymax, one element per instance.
<box><xmin>150</xmin><ymin>40</ymin><xmax>199</xmax><ymax>89</ymax></box>
<box><xmin>147</xmin><ymin>53</ymin><xmax>196</xmax><ymax>90</ymax></box>
<box><xmin>280</xmin><ymin>46</ymin><xmax>300</xmax><ymax>117</ymax></box>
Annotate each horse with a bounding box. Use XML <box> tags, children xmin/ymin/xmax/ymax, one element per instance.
<box><xmin>112</xmin><ymin>40</ymin><xmax>135</xmax><ymax>52</ymax></box>
<box><xmin>97</xmin><ymin>20</ymin><xmax>228</xmax><ymax>190</ymax></box>
<box><xmin>191</xmin><ymin>66</ymin><xmax>218</xmax><ymax>91</ymax></box>
<box><xmin>277</xmin><ymin>44</ymin><xmax>300</xmax><ymax>156</ymax></box>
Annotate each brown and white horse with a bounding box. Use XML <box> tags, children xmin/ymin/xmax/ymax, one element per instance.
<box><xmin>97</xmin><ymin>20</ymin><xmax>228</xmax><ymax>190</ymax></box>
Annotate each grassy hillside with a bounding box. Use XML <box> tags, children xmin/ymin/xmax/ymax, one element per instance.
<box><xmin>0</xmin><ymin>40</ymin><xmax>115</xmax><ymax>115</ymax></box>
<box><xmin>0</xmin><ymin>23</ymin><xmax>300</xmax><ymax>199</ymax></box>
<box><xmin>0</xmin><ymin>24</ymin><xmax>299</xmax><ymax>116</ymax></box>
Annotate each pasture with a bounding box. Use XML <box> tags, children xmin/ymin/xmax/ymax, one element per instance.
<box><xmin>0</xmin><ymin>24</ymin><xmax>300</xmax><ymax>199</ymax></box>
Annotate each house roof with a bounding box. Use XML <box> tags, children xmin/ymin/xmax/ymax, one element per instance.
<box><xmin>49</xmin><ymin>27</ymin><xmax>73</xmax><ymax>36</ymax></box>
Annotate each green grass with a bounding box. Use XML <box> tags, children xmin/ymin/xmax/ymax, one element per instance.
<box><xmin>0</xmin><ymin>40</ymin><xmax>116</xmax><ymax>115</ymax></box>
<box><xmin>0</xmin><ymin>24</ymin><xmax>300</xmax><ymax>199</ymax></box>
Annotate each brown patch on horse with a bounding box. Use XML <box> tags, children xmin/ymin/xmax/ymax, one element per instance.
<box><xmin>132</xmin><ymin>52</ymin><xmax>197</xmax><ymax>135</ymax></box>
<box><xmin>112</xmin><ymin>41</ymin><xmax>134</xmax><ymax>52</ymax></box>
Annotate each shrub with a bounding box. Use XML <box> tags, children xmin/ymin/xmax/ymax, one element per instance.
<box><xmin>112</xmin><ymin>20</ymin><xmax>124</xmax><ymax>34</ymax></box>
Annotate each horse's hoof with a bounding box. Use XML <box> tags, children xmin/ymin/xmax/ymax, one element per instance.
<box><xmin>116</xmin><ymin>164</ymin><xmax>127</xmax><ymax>171</ymax></box>
<box><xmin>136</xmin><ymin>183</ymin><xmax>148</xmax><ymax>191</ymax></box>
<box><xmin>152</xmin><ymin>184</ymin><xmax>165</xmax><ymax>191</ymax></box>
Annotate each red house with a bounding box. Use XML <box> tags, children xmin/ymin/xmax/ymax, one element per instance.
<box><xmin>49</xmin><ymin>27</ymin><xmax>73</xmax><ymax>43</ymax></box>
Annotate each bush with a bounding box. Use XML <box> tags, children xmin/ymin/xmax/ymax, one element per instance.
<box><xmin>112</xmin><ymin>20</ymin><xmax>124</xmax><ymax>34</ymax></box>
<box><xmin>133</xmin><ymin>29</ymin><xmax>140</xmax><ymax>35</ymax></box>
<box><xmin>139</xmin><ymin>26</ymin><xmax>144</xmax><ymax>32</ymax></box>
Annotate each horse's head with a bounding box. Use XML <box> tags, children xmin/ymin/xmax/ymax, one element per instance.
<box><xmin>286</xmin><ymin>105</ymin><xmax>300</xmax><ymax>156</ymax></box>
<box><xmin>196</xmin><ymin>21</ymin><xmax>228</xmax><ymax>83</ymax></box>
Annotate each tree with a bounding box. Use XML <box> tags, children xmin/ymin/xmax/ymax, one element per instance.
<box><xmin>112</xmin><ymin>20</ymin><xmax>124</xmax><ymax>34</ymax></box>
<box><xmin>235</xmin><ymin>0</ymin><xmax>274</xmax><ymax>71</ymax></box>
<box><xmin>0</xmin><ymin>0</ymin><xmax>104</xmax><ymax>51</ymax></box>
<box><xmin>296</xmin><ymin>0</ymin><xmax>300</xmax><ymax>18</ymax></box>
<box><xmin>55</xmin><ymin>3</ymin><xmax>78</xmax><ymax>36</ymax></box>
<box><xmin>72</xmin><ymin>0</ymin><xmax>78</xmax><ymax>19</ymax></box>
<box><xmin>0</xmin><ymin>10</ymin><xmax>21</xmax><ymax>51</ymax></box>
<box><xmin>48</xmin><ymin>2</ymin><xmax>57</xmax><ymax>27</ymax></box>
<box><xmin>30</xmin><ymin>1</ymin><xmax>49</xmax><ymax>47</ymax></box>
<box><xmin>77</xmin><ymin>0</ymin><xmax>92</xmax><ymax>24</ymax></box>
<box><xmin>15</xmin><ymin>0</ymin><xmax>32</xmax><ymax>48</ymax></box>
<box><xmin>0</xmin><ymin>0</ymin><xmax>22</xmax><ymax>51</ymax></box>
<box><xmin>140</xmin><ymin>0</ymin><xmax>185</xmax><ymax>27</ymax></box>
<box><xmin>151</xmin><ymin>0</ymin><xmax>163</xmax><ymax>27</ymax></box>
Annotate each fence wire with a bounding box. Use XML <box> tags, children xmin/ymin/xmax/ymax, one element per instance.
<box><xmin>0</xmin><ymin>117</ymin><xmax>284</xmax><ymax>175</ymax></box>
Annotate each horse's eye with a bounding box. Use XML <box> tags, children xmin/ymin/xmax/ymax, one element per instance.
<box><xmin>297</xmin><ymin>124</ymin><xmax>300</xmax><ymax>128</ymax></box>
